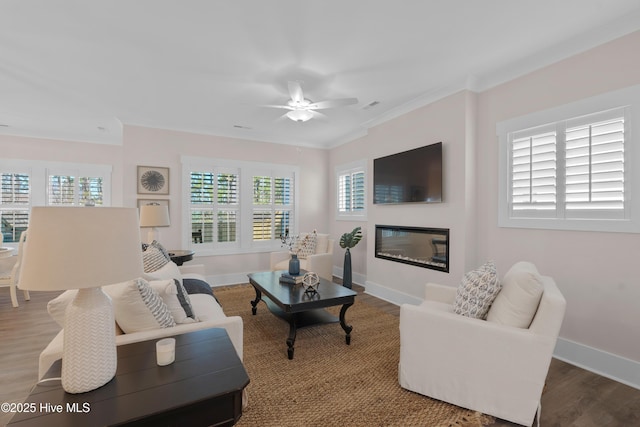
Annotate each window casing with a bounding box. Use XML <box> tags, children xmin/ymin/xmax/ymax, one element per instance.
<box><xmin>498</xmin><ymin>84</ymin><xmax>640</xmax><ymax>233</ymax></box>
<box><xmin>336</xmin><ymin>160</ymin><xmax>367</xmax><ymax>220</ymax></box>
<box><xmin>0</xmin><ymin>160</ymin><xmax>112</xmax><ymax>243</ymax></box>
<box><xmin>182</xmin><ymin>156</ymin><xmax>299</xmax><ymax>255</ymax></box>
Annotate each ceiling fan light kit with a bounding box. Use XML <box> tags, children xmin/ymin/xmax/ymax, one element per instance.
<box><xmin>286</xmin><ymin>109</ymin><xmax>314</xmax><ymax>122</ymax></box>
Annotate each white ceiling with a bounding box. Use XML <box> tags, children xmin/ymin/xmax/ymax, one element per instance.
<box><xmin>1</xmin><ymin>0</ymin><xmax>640</xmax><ymax>149</ymax></box>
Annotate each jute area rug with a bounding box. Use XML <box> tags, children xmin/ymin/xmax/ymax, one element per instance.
<box><xmin>215</xmin><ymin>284</ymin><xmax>494</xmax><ymax>427</ymax></box>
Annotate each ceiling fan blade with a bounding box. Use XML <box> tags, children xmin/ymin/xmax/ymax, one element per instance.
<box><xmin>307</xmin><ymin>97</ymin><xmax>358</xmax><ymax>110</ymax></box>
<box><xmin>288</xmin><ymin>81</ymin><xmax>305</xmax><ymax>103</ymax></box>
<box><xmin>261</xmin><ymin>104</ymin><xmax>294</xmax><ymax>110</ymax></box>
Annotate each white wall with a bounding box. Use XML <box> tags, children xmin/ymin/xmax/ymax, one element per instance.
<box><xmin>0</xmin><ymin>126</ymin><xmax>330</xmax><ymax>285</ymax></box>
<box><xmin>330</xmin><ymin>90</ymin><xmax>477</xmax><ymax>303</ymax></box>
<box><xmin>475</xmin><ymin>31</ymin><xmax>640</xmax><ymax>368</ymax></box>
<box><xmin>121</xmin><ymin>125</ymin><xmax>330</xmax><ymax>282</ymax></box>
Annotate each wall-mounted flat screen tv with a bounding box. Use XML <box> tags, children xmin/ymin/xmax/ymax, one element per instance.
<box><xmin>373</xmin><ymin>142</ymin><xmax>443</xmax><ymax>204</ymax></box>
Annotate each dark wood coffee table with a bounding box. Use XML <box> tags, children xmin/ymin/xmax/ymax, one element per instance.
<box><xmin>248</xmin><ymin>270</ymin><xmax>357</xmax><ymax>359</ymax></box>
<box><xmin>8</xmin><ymin>328</ymin><xmax>249</xmax><ymax>427</ymax></box>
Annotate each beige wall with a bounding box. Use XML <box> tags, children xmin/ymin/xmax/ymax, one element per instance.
<box><xmin>474</xmin><ymin>30</ymin><xmax>640</xmax><ymax>362</ymax></box>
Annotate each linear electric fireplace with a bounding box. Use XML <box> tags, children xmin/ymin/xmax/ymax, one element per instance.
<box><xmin>375</xmin><ymin>225</ymin><xmax>449</xmax><ymax>272</ymax></box>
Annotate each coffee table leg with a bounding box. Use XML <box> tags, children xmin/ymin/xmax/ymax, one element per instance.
<box><xmin>287</xmin><ymin>315</ymin><xmax>298</xmax><ymax>360</ymax></box>
<box><xmin>250</xmin><ymin>286</ymin><xmax>261</xmax><ymax>315</ymax></box>
<box><xmin>339</xmin><ymin>303</ymin><xmax>354</xmax><ymax>345</ymax></box>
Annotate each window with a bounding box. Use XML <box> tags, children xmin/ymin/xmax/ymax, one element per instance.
<box><xmin>183</xmin><ymin>156</ymin><xmax>298</xmax><ymax>254</ymax></box>
<box><xmin>189</xmin><ymin>170</ymin><xmax>239</xmax><ymax>246</ymax></box>
<box><xmin>336</xmin><ymin>160</ymin><xmax>367</xmax><ymax>220</ymax></box>
<box><xmin>1</xmin><ymin>173</ymin><xmax>30</xmax><ymax>243</ymax></box>
<box><xmin>0</xmin><ymin>160</ymin><xmax>112</xmax><ymax>243</ymax></box>
<box><xmin>48</xmin><ymin>174</ymin><xmax>105</xmax><ymax>206</ymax></box>
<box><xmin>498</xmin><ymin>85</ymin><xmax>640</xmax><ymax>233</ymax></box>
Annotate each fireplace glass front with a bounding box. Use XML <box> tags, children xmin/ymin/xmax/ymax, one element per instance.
<box><xmin>375</xmin><ymin>225</ymin><xmax>449</xmax><ymax>272</ymax></box>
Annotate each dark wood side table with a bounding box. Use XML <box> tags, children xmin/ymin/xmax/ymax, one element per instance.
<box><xmin>168</xmin><ymin>249</ymin><xmax>194</xmax><ymax>266</ymax></box>
<box><xmin>9</xmin><ymin>328</ymin><xmax>249</xmax><ymax>427</ymax></box>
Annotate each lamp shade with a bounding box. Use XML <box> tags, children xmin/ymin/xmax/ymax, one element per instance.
<box><xmin>139</xmin><ymin>204</ymin><xmax>170</xmax><ymax>228</ymax></box>
<box><xmin>19</xmin><ymin>207</ymin><xmax>144</xmax><ymax>291</ymax></box>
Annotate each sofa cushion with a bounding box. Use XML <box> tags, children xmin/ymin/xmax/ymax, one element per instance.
<box><xmin>106</xmin><ymin>278</ymin><xmax>176</xmax><ymax>333</ymax></box>
<box><xmin>487</xmin><ymin>262</ymin><xmax>544</xmax><ymax>328</ymax></box>
<box><xmin>453</xmin><ymin>260</ymin><xmax>501</xmax><ymax>319</ymax></box>
<box><xmin>189</xmin><ymin>293</ymin><xmax>226</xmax><ymax>322</ymax></box>
<box><xmin>150</xmin><ymin>279</ymin><xmax>199</xmax><ymax>324</ymax></box>
<box><xmin>316</xmin><ymin>233</ymin><xmax>329</xmax><ymax>254</ymax></box>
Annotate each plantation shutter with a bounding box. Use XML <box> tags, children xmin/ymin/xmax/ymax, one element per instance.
<box><xmin>510</xmin><ymin>127</ymin><xmax>557</xmax><ymax>215</ymax></box>
<box><xmin>565</xmin><ymin>111</ymin><xmax>625</xmax><ymax>214</ymax></box>
<box><xmin>352</xmin><ymin>171</ymin><xmax>365</xmax><ymax>211</ymax></box>
<box><xmin>338</xmin><ymin>170</ymin><xmax>365</xmax><ymax>213</ymax></box>
<box><xmin>190</xmin><ymin>171</ymin><xmax>238</xmax><ymax>244</ymax></box>
<box><xmin>217</xmin><ymin>173</ymin><xmax>238</xmax><ymax>243</ymax></box>
<box><xmin>252</xmin><ymin>174</ymin><xmax>293</xmax><ymax>241</ymax></box>
<box><xmin>1</xmin><ymin>173</ymin><xmax>30</xmax><ymax>243</ymax></box>
<box><xmin>48</xmin><ymin>174</ymin><xmax>105</xmax><ymax>206</ymax></box>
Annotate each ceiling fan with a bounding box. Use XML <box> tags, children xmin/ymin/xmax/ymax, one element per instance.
<box><xmin>266</xmin><ymin>81</ymin><xmax>358</xmax><ymax>122</ymax></box>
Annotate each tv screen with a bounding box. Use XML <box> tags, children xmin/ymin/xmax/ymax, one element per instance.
<box><xmin>373</xmin><ymin>142</ymin><xmax>442</xmax><ymax>204</ymax></box>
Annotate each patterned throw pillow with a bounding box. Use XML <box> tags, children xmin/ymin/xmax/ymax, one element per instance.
<box><xmin>143</xmin><ymin>244</ymin><xmax>170</xmax><ymax>273</ymax></box>
<box><xmin>453</xmin><ymin>261</ymin><xmax>501</xmax><ymax>319</ymax></box>
<box><xmin>106</xmin><ymin>278</ymin><xmax>176</xmax><ymax>333</ymax></box>
<box><xmin>295</xmin><ymin>231</ymin><xmax>317</xmax><ymax>259</ymax></box>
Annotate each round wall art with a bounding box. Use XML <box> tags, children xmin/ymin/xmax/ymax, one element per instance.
<box><xmin>137</xmin><ymin>166</ymin><xmax>169</xmax><ymax>195</ymax></box>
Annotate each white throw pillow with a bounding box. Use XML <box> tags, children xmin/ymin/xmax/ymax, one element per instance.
<box><xmin>487</xmin><ymin>261</ymin><xmax>544</xmax><ymax>328</ymax></box>
<box><xmin>105</xmin><ymin>278</ymin><xmax>176</xmax><ymax>333</ymax></box>
<box><xmin>47</xmin><ymin>290</ymin><xmax>78</xmax><ymax>328</ymax></box>
<box><xmin>143</xmin><ymin>261</ymin><xmax>183</xmax><ymax>285</ymax></box>
<box><xmin>453</xmin><ymin>260</ymin><xmax>501</xmax><ymax>319</ymax></box>
<box><xmin>150</xmin><ymin>279</ymin><xmax>199</xmax><ymax>324</ymax></box>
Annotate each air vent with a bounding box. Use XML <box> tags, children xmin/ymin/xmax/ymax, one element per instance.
<box><xmin>233</xmin><ymin>125</ymin><xmax>252</xmax><ymax>130</ymax></box>
<box><xmin>0</xmin><ymin>124</ymin><xmax>9</xmax><ymax>127</ymax></box>
<box><xmin>363</xmin><ymin>101</ymin><xmax>380</xmax><ymax>110</ymax></box>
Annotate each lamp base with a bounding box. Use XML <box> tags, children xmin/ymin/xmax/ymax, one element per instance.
<box><xmin>147</xmin><ymin>228</ymin><xmax>158</xmax><ymax>244</ymax></box>
<box><xmin>62</xmin><ymin>287</ymin><xmax>117</xmax><ymax>394</ymax></box>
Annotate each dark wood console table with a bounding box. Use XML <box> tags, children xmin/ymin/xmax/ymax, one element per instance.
<box><xmin>9</xmin><ymin>328</ymin><xmax>249</xmax><ymax>427</ymax></box>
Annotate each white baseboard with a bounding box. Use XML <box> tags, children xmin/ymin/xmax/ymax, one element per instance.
<box><xmin>362</xmin><ymin>279</ymin><xmax>640</xmax><ymax>390</ymax></box>
<box><xmin>554</xmin><ymin>338</ymin><xmax>640</xmax><ymax>391</ymax></box>
<box><xmin>332</xmin><ymin>266</ymin><xmax>367</xmax><ymax>289</ymax></box>
<box><xmin>206</xmin><ymin>270</ymin><xmax>640</xmax><ymax>391</ymax></box>
<box><xmin>207</xmin><ymin>272</ymin><xmax>249</xmax><ymax>287</ymax></box>
<box><xmin>363</xmin><ymin>280</ymin><xmax>422</xmax><ymax>306</ymax></box>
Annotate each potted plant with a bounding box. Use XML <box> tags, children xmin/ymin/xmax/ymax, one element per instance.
<box><xmin>339</xmin><ymin>226</ymin><xmax>362</xmax><ymax>289</ymax></box>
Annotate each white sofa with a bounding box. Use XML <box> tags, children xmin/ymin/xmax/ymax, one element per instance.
<box><xmin>399</xmin><ymin>262</ymin><xmax>566</xmax><ymax>426</ymax></box>
<box><xmin>39</xmin><ymin>263</ymin><xmax>243</xmax><ymax>379</ymax></box>
<box><xmin>270</xmin><ymin>232</ymin><xmax>334</xmax><ymax>281</ymax></box>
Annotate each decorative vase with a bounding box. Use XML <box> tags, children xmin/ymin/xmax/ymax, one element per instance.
<box><xmin>343</xmin><ymin>248</ymin><xmax>352</xmax><ymax>289</ymax></box>
<box><xmin>289</xmin><ymin>254</ymin><xmax>300</xmax><ymax>275</ymax></box>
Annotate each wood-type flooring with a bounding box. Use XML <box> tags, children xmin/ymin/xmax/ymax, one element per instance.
<box><xmin>1</xmin><ymin>282</ymin><xmax>638</xmax><ymax>426</ymax></box>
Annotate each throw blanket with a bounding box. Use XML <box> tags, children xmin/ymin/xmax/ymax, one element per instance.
<box><xmin>183</xmin><ymin>278</ymin><xmax>220</xmax><ymax>305</ymax></box>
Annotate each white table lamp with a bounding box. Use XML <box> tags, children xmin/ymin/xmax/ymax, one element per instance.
<box><xmin>139</xmin><ymin>204</ymin><xmax>170</xmax><ymax>243</ymax></box>
<box><xmin>19</xmin><ymin>207</ymin><xmax>143</xmax><ymax>394</ymax></box>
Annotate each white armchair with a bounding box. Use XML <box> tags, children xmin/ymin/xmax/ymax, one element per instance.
<box><xmin>399</xmin><ymin>263</ymin><xmax>566</xmax><ymax>426</ymax></box>
<box><xmin>270</xmin><ymin>232</ymin><xmax>334</xmax><ymax>281</ymax></box>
